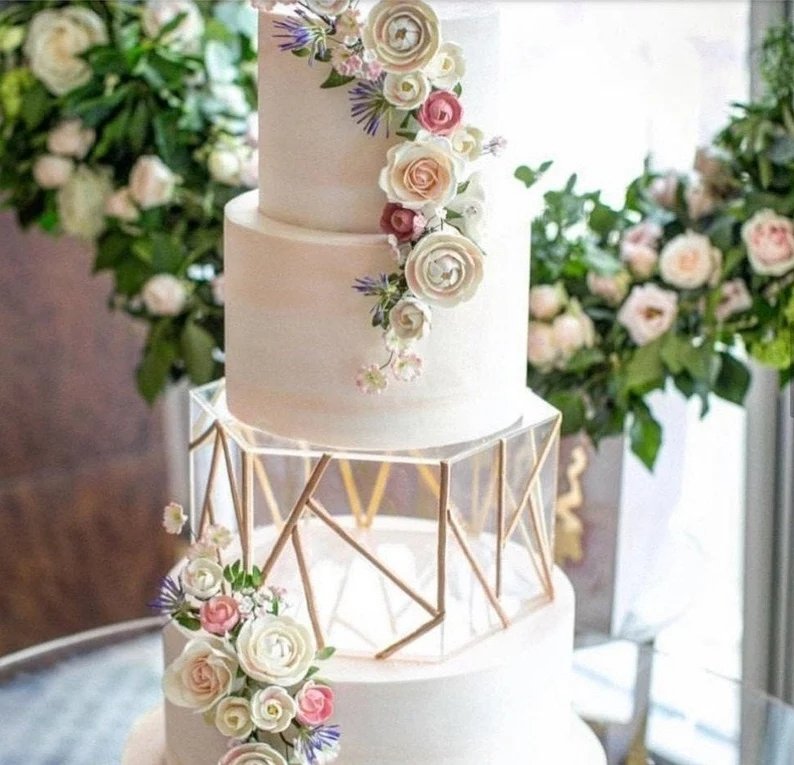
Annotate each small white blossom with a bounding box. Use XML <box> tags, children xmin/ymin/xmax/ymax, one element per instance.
<box><xmin>356</xmin><ymin>364</ymin><xmax>388</xmax><ymax>394</ymax></box>
<box><xmin>162</xmin><ymin>502</ymin><xmax>187</xmax><ymax>534</ymax></box>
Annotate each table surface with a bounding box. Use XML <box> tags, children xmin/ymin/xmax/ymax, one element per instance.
<box><xmin>1</xmin><ymin>619</ymin><xmax>793</xmax><ymax>765</ymax></box>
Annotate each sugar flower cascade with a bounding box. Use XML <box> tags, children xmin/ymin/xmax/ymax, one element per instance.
<box><xmin>257</xmin><ymin>0</ymin><xmax>504</xmax><ymax>392</ymax></box>
<box><xmin>154</xmin><ymin>505</ymin><xmax>340</xmax><ymax>765</ymax></box>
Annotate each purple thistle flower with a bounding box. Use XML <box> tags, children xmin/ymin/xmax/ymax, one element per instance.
<box><xmin>273</xmin><ymin>17</ymin><xmax>312</xmax><ymax>51</ymax></box>
<box><xmin>352</xmin><ymin>273</ymin><xmax>391</xmax><ymax>296</ymax></box>
<box><xmin>148</xmin><ymin>576</ymin><xmax>185</xmax><ymax>615</ymax></box>
<box><xmin>294</xmin><ymin>725</ymin><xmax>341</xmax><ymax>765</ymax></box>
<box><xmin>349</xmin><ymin>75</ymin><xmax>391</xmax><ymax>137</ymax></box>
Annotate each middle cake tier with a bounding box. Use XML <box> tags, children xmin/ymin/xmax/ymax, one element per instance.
<box><xmin>224</xmin><ymin>190</ymin><xmax>529</xmax><ymax>451</ymax></box>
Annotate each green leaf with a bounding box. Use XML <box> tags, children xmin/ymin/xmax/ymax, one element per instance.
<box><xmin>624</xmin><ymin>337</ymin><xmax>665</xmax><ymax>393</ymax></box>
<box><xmin>514</xmin><ymin>162</ymin><xmax>552</xmax><ymax>189</ymax></box>
<box><xmin>547</xmin><ymin>390</ymin><xmax>586</xmax><ymax>434</ymax></box>
<box><xmin>21</xmin><ymin>81</ymin><xmax>52</xmax><ymax>131</ymax></box>
<box><xmin>713</xmin><ymin>351</ymin><xmax>751</xmax><ymax>405</ymax></box>
<box><xmin>315</xmin><ymin>646</ymin><xmax>336</xmax><ymax>661</ymax></box>
<box><xmin>320</xmin><ymin>69</ymin><xmax>356</xmax><ymax>89</ymax></box>
<box><xmin>453</xmin><ymin>82</ymin><xmax>463</xmax><ymax>97</ymax></box>
<box><xmin>629</xmin><ymin>405</ymin><xmax>662</xmax><ymax>470</ymax></box>
<box><xmin>768</xmin><ymin>134</ymin><xmax>794</xmax><ymax>164</ymax></box>
<box><xmin>94</xmin><ymin>231</ymin><xmax>131</xmax><ymax>272</ymax></box>
<box><xmin>563</xmin><ymin>347</ymin><xmax>605</xmax><ymax>373</ymax></box>
<box><xmin>175</xmin><ymin>614</ymin><xmax>201</xmax><ymax>631</ymax></box>
<box><xmin>588</xmin><ymin>203</ymin><xmax>619</xmax><ymax>238</ymax></box>
<box><xmin>136</xmin><ymin>330</ymin><xmax>177</xmax><ymax>403</ymax></box>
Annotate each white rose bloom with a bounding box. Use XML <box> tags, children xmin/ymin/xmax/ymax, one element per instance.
<box><xmin>742</xmin><ymin>208</ymin><xmax>794</xmax><ymax>276</ymax></box>
<box><xmin>218</xmin><ymin>743</ymin><xmax>287</xmax><ymax>765</ymax></box>
<box><xmin>56</xmin><ymin>165</ymin><xmax>112</xmax><ymax>240</ymax></box>
<box><xmin>47</xmin><ymin>120</ymin><xmax>96</xmax><ymax>159</ymax></box>
<box><xmin>142</xmin><ymin>0</ymin><xmax>204</xmax><ymax>52</ymax></box>
<box><xmin>180</xmin><ymin>556</ymin><xmax>224</xmax><ymax>599</ymax></box>
<box><xmin>617</xmin><ymin>283</ymin><xmax>678</xmax><ymax>346</ymax></box>
<box><xmin>527</xmin><ymin>322</ymin><xmax>558</xmax><ymax>371</ymax></box>
<box><xmin>450</xmin><ymin>125</ymin><xmax>484</xmax><ymax>161</ymax></box>
<box><xmin>659</xmin><ymin>231</ymin><xmax>721</xmax><ymax>289</ymax></box>
<box><xmin>551</xmin><ymin>301</ymin><xmax>595</xmax><ymax>359</ymax></box>
<box><xmin>208</xmin><ymin>148</ymin><xmax>242</xmax><ymax>186</ymax></box>
<box><xmin>24</xmin><ymin>7</ymin><xmax>108</xmax><ymax>95</ymax></box>
<box><xmin>305</xmin><ymin>0</ymin><xmax>351</xmax><ymax>15</ymax></box>
<box><xmin>215</xmin><ymin>696</ymin><xmax>254</xmax><ymax>739</ymax></box>
<box><xmin>33</xmin><ymin>155</ymin><xmax>74</xmax><ymax>189</ymax></box>
<box><xmin>250</xmin><ymin>686</ymin><xmax>297</xmax><ymax>733</ymax></box>
<box><xmin>447</xmin><ymin>171</ymin><xmax>486</xmax><ymax>242</ymax></box>
<box><xmin>236</xmin><ymin>614</ymin><xmax>316</xmax><ymax>687</ymax></box>
<box><xmin>383</xmin><ymin>71</ymin><xmax>431</xmax><ymax>110</ymax></box>
<box><xmin>211</xmin><ymin>83</ymin><xmax>250</xmax><ymax>118</ymax></box>
<box><xmin>129</xmin><ymin>155</ymin><xmax>176</xmax><ymax>209</ymax></box>
<box><xmin>141</xmin><ymin>274</ymin><xmax>187</xmax><ymax>317</ymax></box>
<box><xmin>163</xmin><ymin>636</ymin><xmax>238</xmax><ymax>712</ymax></box>
<box><xmin>424</xmin><ymin>41</ymin><xmax>465</xmax><ymax>89</ymax></box>
<box><xmin>388</xmin><ymin>297</ymin><xmax>432</xmax><ymax>342</ymax></box>
<box><xmin>529</xmin><ymin>283</ymin><xmax>566</xmax><ymax>321</ymax></box>
<box><xmin>104</xmin><ymin>187</ymin><xmax>140</xmax><ymax>222</ymax></box>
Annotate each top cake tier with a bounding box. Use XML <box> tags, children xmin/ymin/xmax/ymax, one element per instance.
<box><xmin>257</xmin><ymin>2</ymin><xmax>499</xmax><ymax>233</ymax></box>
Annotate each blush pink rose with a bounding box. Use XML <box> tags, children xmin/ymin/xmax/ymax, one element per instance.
<box><xmin>295</xmin><ymin>681</ymin><xmax>335</xmax><ymax>727</ymax></box>
<box><xmin>199</xmin><ymin>595</ymin><xmax>240</xmax><ymax>636</ymax></box>
<box><xmin>417</xmin><ymin>90</ymin><xmax>463</xmax><ymax>136</ymax></box>
<box><xmin>741</xmin><ymin>209</ymin><xmax>794</xmax><ymax>276</ymax></box>
<box><xmin>380</xmin><ymin>203</ymin><xmax>420</xmax><ymax>243</ymax></box>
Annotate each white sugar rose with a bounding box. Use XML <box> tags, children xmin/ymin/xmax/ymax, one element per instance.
<box><xmin>742</xmin><ymin>209</ymin><xmax>794</xmax><ymax>276</ymax></box>
<box><xmin>659</xmin><ymin>231</ymin><xmax>721</xmax><ymax>289</ymax></box>
<box><xmin>180</xmin><ymin>556</ymin><xmax>224</xmax><ymax>598</ymax></box>
<box><xmin>586</xmin><ymin>270</ymin><xmax>630</xmax><ymax>306</ymax></box>
<box><xmin>380</xmin><ymin>132</ymin><xmax>464</xmax><ymax>211</ymax></box>
<box><xmin>424</xmin><ymin>41</ymin><xmax>465</xmax><ymax>89</ymax></box>
<box><xmin>24</xmin><ymin>7</ymin><xmax>108</xmax><ymax>95</ymax></box>
<box><xmin>388</xmin><ymin>297</ymin><xmax>431</xmax><ymax>342</ymax></box>
<box><xmin>405</xmin><ymin>231</ymin><xmax>484</xmax><ymax>307</ymax></box>
<box><xmin>250</xmin><ymin>686</ymin><xmax>297</xmax><ymax>733</ymax></box>
<box><xmin>617</xmin><ymin>283</ymin><xmax>678</xmax><ymax>346</ymax></box>
<box><xmin>33</xmin><ymin>155</ymin><xmax>73</xmax><ymax>189</ymax></box>
<box><xmin>142</xmin><ymin>274</ymin><xmax>187</xmax><ymax>317</ymax></box>
<box><xmin>215</xmin><ymin>696</ymin><xmax>254</xmax><ymax>739</ymax></box>
<box><xmin>56</xmin><ymin>165</ymin><xmax>112</xmax><ymax>240</ymax></box>
<box><xmin>105</xmin><ymin>187</ymin><xmax>140</xmax><ymax>222</ymax></box>
<box><xmin>450</xmin><ymin>125</ymin><xmax>484</xmax><ymax>161</ymax></box>
<box><xmin>447</xmin><ymin>171</ymin><xmax>486</xmax><ymax>242</ymax></box>
<box><xmin>129</xmin><ymin>155</ymin><xmax>176</xmax><ymax>209</ymax></box>
<box><xmin>47</xmin><ymin>120</ymin><xmax>95</xmax><ymax>159</ymax></box>
<box><xmin>218</xmin><ymin>743</ymin><xmax>287</xmax><ymax>765</ymax></box>
<box><xmin>715</xmin><ymin>278</ymin><xmax>752</xmax><ymax>321</ymax></box>
<box><xmin>163</xmin><ymin>637</ymin><xmax>237</xmax><ymax>712</ymax></box>
<box><xmin>527</xmin><ymin>321</ymin><xmax>558</xmax><ymax>371</ymax></box>
<box><xmin>208</xmin><ymin>148</ymin><xmax>242</xmax><ymax>186</ymax></box>
<box><xmin>362</xmin><ymin>0</ymin><xmax>440</xmax><ymax>74</ymax></box>
<box><xmin>552</xmin><ymin>301</ymin><xmax>595</xmax><ymax>359</ymax></box>
<box><xmin>142</xmin><ymin>0</ymin><xmax>204</xmax><ymax>52</ymax></box>
<box><xmin>529</xmin><ymin>283</ymin><xmax>566</xmax><ymax>320</ymax></box>
<box><xmin>383</xmin><ymin>71</ymin><xmax>431</xmax><ymax>110</ymax></box>
<box><xmin>236</xmin><ymin>615</ymin><xmax>316</xmax><ymax>686</ymax></box>
<box><xmin>306</xmin><ymin>0</ymin><xmax>350</xmax><ymax>15</ymax></box>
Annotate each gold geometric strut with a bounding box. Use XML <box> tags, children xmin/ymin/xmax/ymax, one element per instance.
<box><xmin>188</xmin><ymin>381</ymin><xmax>562</xmax><ymax>660</ymax></box>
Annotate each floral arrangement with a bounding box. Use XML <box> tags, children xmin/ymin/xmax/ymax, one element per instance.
<box><xmin>0</xmin><ymin>0</ymin><xmax>259</xmax><ymax>402</ymax></box>
<box><xmin>522</xmin><ymin>24</ymin><xmax>794</xmax><ymax>469</ymax></box>
<box><xmin>260</xmin><ymin>0</ymin><xmax>504</xmax><ymax>393</ymax></box>
<box><xmin>155</xmin><ymin>503</ymin><xmax>340</xmax><ymax>765</ymax></box>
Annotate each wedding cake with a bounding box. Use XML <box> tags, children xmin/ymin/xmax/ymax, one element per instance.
<box><xmin>123</xmin><ymin>2</ymin><xmax>606</xmax><ymax>764</ymax></box>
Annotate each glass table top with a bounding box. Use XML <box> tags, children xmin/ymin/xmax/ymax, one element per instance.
<box><xmin>0</xmin><ymin>619</ymin><xmax>792</xmax><ymax>765</ymax></box>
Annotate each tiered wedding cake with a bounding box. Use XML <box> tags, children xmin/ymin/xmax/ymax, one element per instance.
<box><xmin>124</xmin><ymin>2</ymin><xmax>606</xmax><ymax>764</ymax></box>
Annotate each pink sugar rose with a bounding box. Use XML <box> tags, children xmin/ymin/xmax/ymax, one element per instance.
<box><xmin>199</xmin><ymin>595</ymin><xmax>240</xmax><ymax>636</ymax></box>
<box><xmin>380</xmin><ymin>203</ymin><xmax>420</xmax><ymax>243</ymax></box>
<box><xmin>295</xmin><ymin>681</ymin><xmax>335</xmax><ymax>727</ymax></box>
<box><xmin>417</xmin><ymin>91</ymin><xmax>463</xmax><ymax>136</ymax></box>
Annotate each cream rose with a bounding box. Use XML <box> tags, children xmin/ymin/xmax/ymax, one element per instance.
<box><xmin>24</xmin><ymin>7</ymin><xmax>108</xmax><ymax>95</ymax></box>
<box><xmin>424</xmin><ymin>41</ymin><xmax>465</xmax><ymax>90</ymax></box>
<box><xmin>47</xmin><ymin>120</ymin><xmax>95</xmax><ymax>159</ymax></box>
<box><xmin>586</xmin><ymin>270</ymin><xmax>630</xmax><ymax>306</ymax></box>
<box><xmin>529</xmin><ymin>283</ymin><xmax>566</xmax><ymax>320</ymax></box>
<box><xmin>236</xmin><ymin>615</ymin><xmax>316</xmax><ymax>686</ymax></box>
<box><xmin>56</xmin><ymin>165</ymin><xmax>112</xmax><ymax>240</ymax></box>
<box><xmin>527</xmin><ymin>321</ymin><xmax>558</xmax><ymax>371</ymax></box>
<box><xmin>208</xmin><ymin>148</ymin><xmax>242</xmax><ymax>186</ymax></box>
<box><xmin>362</xmin><ymin>0</ymin><xmax>440</xmax><ymax>74</ymax></box>
<box><xmin>218</xmin><ymin>743</ymin><xmax>287</xmax><ymax>765</ymax></box>
<box><xmin>142</xmin><ymin>0</ymin><xmax>204</xmax><ymax>52</ymax></box>
<box><xmin>180</xmin><ymin>556</ymin><xmax>224</xmax><ymax>598</ymax></box>
<box><xmin>552</xmin><ymin>302</ymin><xmax>595</xmax><ymax>359</ymax></box>
<box><xmin>380</xmin><ymin>133</ymin><xmax>463</xmax><ymax>211</ymax></box>
<box><xmin>388</xmin><ymin>297</ymin><xmax>431</xmax><ymax>342</ymax></box>
<box><xmin>250</xmin><ymin>686</ymin><xmax>297</xmax><ymax>733</ymax></box>
<box><xmin>742</xmin><ymin>209</ymin><xmax>794</xmax><ymax>276</ymax></box>
<box><xmin>383</xmin><ymin>71</ymin><xmax>431</xmax><ymax>110</ymax></box>
<box><xmin>33</xmin><ymin>155</ymin><xmax>73</xmax><ymax>190</ymax></box>
<box><xmin>659</xmin><ymin>231</ymin><xmax>721</xmax><ymax>289</ymax></box>
<box><xmin>105</xmin><ymin>187</ymin><xmax>140</xmax><ymax>222</ymax></box>
<box><xmin>617</xmin><ymin>283</ymin><xmax>678</xmax><ymax>346</ymax></box>
<box><xmin>215</xmin><ymin>696</ymin><xmax>254</xmax><ymax>739</ymax></box>
<box><xmin>450</xmin><ymin>125</ymin><xmax>484</xmax><ymax>161</ymax></box>
<box><xmin>129</xmin><ymin>155</ymin><xmax>176</xmax><ymax>209</ymax></box>
<box><xmin>163</xmin><ymin>636</ymin><xmax>238</xmax><ymax>712</ymax></box>
<box><xmin>405</xmin><ymin>231</ymin><xmax>484</xmax><ymax>307</ymax></box>
<box><xmin>141</xmin><ymin>274</ymin><xmax>187</xmax><ymax>317</ymax></box>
